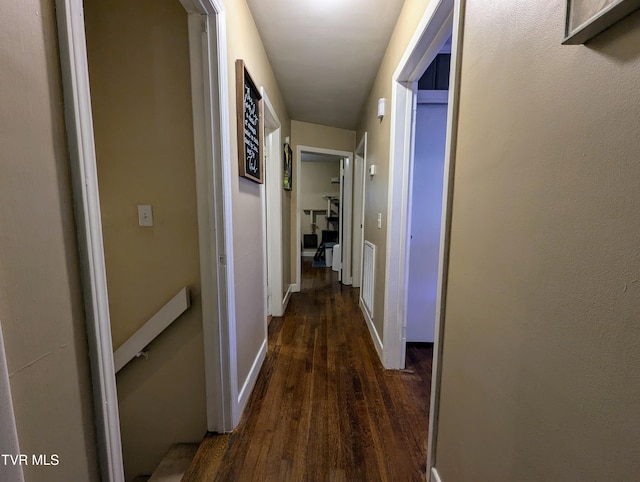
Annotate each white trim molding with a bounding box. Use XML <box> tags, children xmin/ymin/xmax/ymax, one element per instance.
<box><xmin>114</xmin><ymin>288</ymin><xmax>190</xmax><ymax>373</ymax></box>
<box><xmin>383</xmin><ymin>0</ymin><xmax>454</xmax><ymax>369</ymax></box>
<box><xmin>182</xmin><ymin>0</ymin><xmax>239</xmax><ymax>435</ymax></box>
<box><xmin>55</xmin><ymin>1</ymin><xmax>124</xmax><ymax>479</ymax></box>
<box><xmin>208</xmin><ymin>6</ymin><xmax>240</xmax><ymax>434</ymax></box>
<box><xmin>236</xmin><ymin>339</ymin><xmax>267</xmax><ymax>414</ymax></box>
<box><xmin>176</xmin><ymin>0</ymin><xmax>238</xmax><ymax>435</ymax></box>
<box><xmin>352</xmin><ymin>133</ymin><xmax>368</xmax><ymax>289</ymax></box>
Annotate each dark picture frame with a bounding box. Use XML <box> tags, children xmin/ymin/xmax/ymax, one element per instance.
<box><xmin>283</xmin><ymin>142</ymin><xmax>293</xmax><ymax>191</ymax></box>
<box><xmin>563</xmin><ymin>0</ymin><xmax>640</xmax><ymax>44</ymax></box>
<box><xmin>235</xmin><ymin>59</ymin><xmax>263</xmax><ymax>183</ymax></box>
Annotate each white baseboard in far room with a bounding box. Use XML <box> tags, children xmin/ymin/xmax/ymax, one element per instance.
<box><xmin>237</xmin><ymin>339</ymin><xmax>267</xmax><ymax>414</ymax></box>
<box><xmin>302</xmin><ymin>250</ymin><xmax>316</xmax><ymax>257</ymax></box>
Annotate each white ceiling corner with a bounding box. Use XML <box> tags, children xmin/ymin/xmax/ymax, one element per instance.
<box><xmin>246</xmin><ymin>0</ymin><xmax>405</xmax><ymax>130</ymax></box>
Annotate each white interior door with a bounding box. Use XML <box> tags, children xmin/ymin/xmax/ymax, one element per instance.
<box><xmin>406</xmin><ymin>101</ymin><xmax>448</xmax><ymax>342</ymax></box>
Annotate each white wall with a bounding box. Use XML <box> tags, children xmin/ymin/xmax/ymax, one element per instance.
<box><xmin>406</xmin><ymin>102</ymin><xmax>447</xmax><ymax>342</ymax></box>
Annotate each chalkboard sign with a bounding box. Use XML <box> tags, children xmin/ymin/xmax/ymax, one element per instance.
<box><xmin>235</xmin><ymin>60</ymin><xmax>263</xmax><ymax>184</ymax></box>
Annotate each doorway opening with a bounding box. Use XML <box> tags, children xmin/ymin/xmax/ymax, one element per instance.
<box><xmin>261</xmin><ymin>90</ymin><xmax>285</xmax><ymax>319</ymax></box>
<box><xmin>56</xmin><ymin>0</ymin><xmax>235</xmax><ymax>479</ymax></box>
<box><xmin>295</xmin><ymin>146</ymin><xmax>354</xmax><ymax>286</ymax></box>
<box><xmin>384</xmin><ymin>0</ymin><xmax>463</xmax><ymax>480</ymax></box>
<box><xmin>352</xmin><ymin>134</ymin><xmax>367</xmax><ymax>289</ymax></box>
<box><xmin>83</xmin><ymin>0</ymin><xmax>210</xmax><ymax>477</ymax></box>
<box><xmin>405</xmin><ymin>42</ymin><xmax>451</xmax><ymax>348</ymax></box>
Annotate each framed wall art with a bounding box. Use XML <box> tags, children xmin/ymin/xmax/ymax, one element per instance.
<box><xmin>283</xmin><ymin>142</ymin><xmax>292</xmax><ymax>191</ymax></box>
<box><xmin>235</xmin><ymin>59</ymin><xmax>263</xmax><ymax>183</ymax></box>
<box><xmin>563</xmin><ymin>0</ymin><xmax>640</xmax><ymax>44</ymax></box>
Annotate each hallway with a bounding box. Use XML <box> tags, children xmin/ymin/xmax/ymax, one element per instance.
<box><xmin>187</xmin><ymin>260</ymin><xmax>432</xmax><ymax>481</ymax></box>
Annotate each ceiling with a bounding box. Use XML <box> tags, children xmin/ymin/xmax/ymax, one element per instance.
<box><xmin>246</xmin><ymin>0</ymin><xmax>405</xmax><ymax>130</ymax></box>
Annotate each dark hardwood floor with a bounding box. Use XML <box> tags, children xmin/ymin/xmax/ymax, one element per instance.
<box><xmin>187</xmin><ymin>260</ymin><xmax>433</xmax><ymax>481</ymax></box>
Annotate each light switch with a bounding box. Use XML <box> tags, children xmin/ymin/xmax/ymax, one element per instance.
<box><xmin>377</xmin><ymin>213</ymin><xmax>382</xmax><ymax>229</ymax></box>
<box><xmin>138</xmin><ymin>205</ymin><xmax>153</xmax><ymax>227</ymax></box>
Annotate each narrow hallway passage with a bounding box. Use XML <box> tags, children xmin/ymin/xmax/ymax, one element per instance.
<box><xmin>186</xmin><ymin>260</ymin><xmax>432</xmax><ymax>481</ymax></box>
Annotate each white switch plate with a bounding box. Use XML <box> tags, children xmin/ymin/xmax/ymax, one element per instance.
<box><xmin>377</xmin><ymin>213</ymin><xmax>382</xmax><ymax>229</ymax></box>
<box><xmin>138</xmin><ymin>205</ymin><xmax>153</xmax><ymax>227</ymax></box>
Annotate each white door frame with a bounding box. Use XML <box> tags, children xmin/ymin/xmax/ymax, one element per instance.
<box><xmin>55</xmin><ymin>0</ymin><xmax>236</xmax><ymax>479</ymax></box>
<box><xmin>382</xmin><ymin>0</ymin><xmax>464</xmax><ymax>480</ymax></box>
<box><xmin>261</xmin><ymin>129</ymin><xmax>271</xmax><ymax>320</ymax></box>
<box><xmin>352</xmin><ymin>133</ymin><xmax>367</xmax><ymax>288</ymax></box>
<box><xmin>294</xmin><ymin>145</ymin><xmax>354</xmax><ymax>290</ymax></box>
<box><xmin>260</xmin><ymin>89</ymin><xmax>285</xmax><ymax>317</ymax></box>
<box><xmin>383</xmin><ymin>0</ymin><xmax>454</xmax><ymax>367</ymax></box>
<box><xmin>342</xmin><ymin>151</ymin><xmax>353</xmax><ymax>285</ymax></box>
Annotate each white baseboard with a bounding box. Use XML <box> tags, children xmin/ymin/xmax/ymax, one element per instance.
<box><xmin>431</xmin><ymin>467</ymin><xmax>442</xmax><ymax>482</ymax></box>
<box><xmin>302</xmin><ymin>250</ymin><xmax>316</xmax><ymax>257</ymax></box>
<box><xmin>237</xmin><ymin>339</ymin><xmax>267</xmax><ymax>415</ymax></box>
<box><xmin>359</xmin><ymin>298</ymin><xmax>383</xmax><ymax>361</ymax></box>
<box><xmin>282</xmin><ymin>284</ymin><xmax>293</xmax><ymax>314</ymax></box>
<box><xmin>292</xmin><ymin>282</ymin><xmax>300</xmax><ymax>293</ymax></box>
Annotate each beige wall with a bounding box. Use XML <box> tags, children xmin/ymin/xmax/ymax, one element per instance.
<box><xmin>299</xmin><ymin>162</ymin><xmax>341</xmax><ymax>244</ymax></box>
<box><xmin>85</xmin><ymin>0</ymin><xmax>206</xmax><ymax>478</ymax></box>
<box><xmin>356</xmin><ymin>0</ymin><xmax>434</xmax><ymax>339</ymax></box>
<box><xmin>434</xmin><ymin>3</ymin><xmax>640</xmax><ymax>481</ymax></box>
<box><xmin>292</xmin><ymin>120</ymin><xmax>356</xmax><ymax>153</ymax></box>
<box><xmin>222</xmin><ymin>0</ymin><xmax>291</xmax><ymax>389</ymax></box>
<box><xmin>291</xmin><ymin>120</ymin><xmax>356</xmax><ymax>280</ymax></box>
<box><xmin>0</xmin><ymin>1</ymin><xmax>99</xmax><ymax>480</ymax></box>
